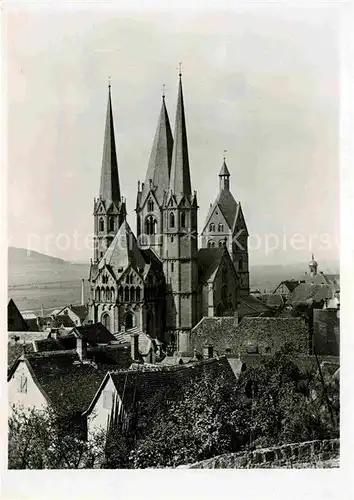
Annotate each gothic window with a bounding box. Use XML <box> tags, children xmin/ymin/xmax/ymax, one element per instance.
<box><xmin>171</xmin><ymin>262</ymin><xmax>174</xmax><ymax>273</ymax></box>
<box><xmin>171</xmin><ymin>236</ymin><xmax>174</xmax><ymax>243</ymax></box>
<box><xmin>148</xmin><ymin>200</ymin><xmax>154</xmax><ymax>212</ymax></box>
<box><xmin>118</xmin><ymin>286</ymin><xmax>123</xmax><ymax>302</ymax></box>
<box><xmin>209</xmin><ymin>223</ymin><xmax>215</xmax><ymax>232</ymax></box>
<box><xmin>101</xmin><ymin>313</ymin><xmax>111</xmax><ymax>332</ymax></box>
<box><xmin>125</xmin><ymin>312</ymin><xmax>135</xmax><ymax>330</ymax></box>
<box><xmin>111</xmin><ymin>288</ymin><xmax>115</xmax><ymax>301</ymax></box>
<box><xmin>130</xmin><ymin>288</ymin><xmax>135</xmax><ymax>302</ymax></box>
<box><xmin>181</xmin><ymin>212</ymin><xmax>186</xmax><ymax>228</ymax></box>
<box><xmin>95</xmin><ymin>288</ymin><xmax>101</xmax><ymax>302</ymax></box>
<box><xmin>106</xmin><ymin>288</ymin><xmax>111</xmax><ymax>301</ymax></box>
<box><xmin>170</xmin><ymin>212</ymin><xmax>175</xmax><ymax>228</ymax></box>
<box><xmin>124</xmin><ymin>286</ymin><xmax>130</xmax><ymax>302</ymax></box>
<box><xmin>101</xmin><ymin>287</ymin><xmax>106</xmax><ymax>301</ymax></box>
<box><xmin>218</xmin><ymin>223</ymin><xmax>224</xmax><ymax>232</ymax></box>
<box><xmin>109</xmin><ymin>217</ymin><xmax>115</xmax><ymax>232</ymax></box>
<box><xmin>208</xmin><ymin>240</ymin><xmax>216</xmax><ymax>248</ymax></box>
<box><xmin>145</xmin><ymin>216</ymin><xmax>157</xmax><ymax>235</ymax></box>
<box><xmin>219</xmin><ymin>239</ymin><xmax>225</xmax><ymax>247</ymax></box>
<box><xmin>136</xmin><ymin>287</ymin><xmax>141</xmax><ymax>302</ymax></box>
<box><xmin>99</xmin><ymin>218</ymin><xmax>104</xmax><ymax>232</ymax></box>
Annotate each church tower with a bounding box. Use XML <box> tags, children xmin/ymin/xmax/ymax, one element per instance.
<box><xmin>201</xmin><ymin>158</ymin><xmax>250</xmax><ymax>296</ymax></box>
<box><xmin>162</xmin><ymin>72</ymin><xmax>199</xmax><ymax>353</ymax></box>
<box><xmin>136</xmin><ymin>92</ymin><xmax>173</xmax><ymax>256</ymax></box>
<box><xmin>93</xmin><ymin>84</ymin><xmax>126</xmax><ymax>263</ymax></box>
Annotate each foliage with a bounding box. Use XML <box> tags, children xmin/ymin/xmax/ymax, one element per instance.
<box><xmin>8</xmin><ymin>405</ymin><xmax>105</xmax><ymax>469</ymax></box>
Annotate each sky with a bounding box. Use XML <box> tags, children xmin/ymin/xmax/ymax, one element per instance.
<box><xmin>5</xmin><ymin>3</ymin><xmax>340</xmax><ymax>265</ymax></box>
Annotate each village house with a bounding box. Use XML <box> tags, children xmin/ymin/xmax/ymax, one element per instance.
<box><xmin>52</xmin><ymin>304</ymin><xmax>89</xmax><ymax>327</ymax></box>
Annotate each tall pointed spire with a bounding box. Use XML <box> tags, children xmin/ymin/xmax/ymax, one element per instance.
<box><xmin>142</xmin><ymin>92</ymin><xmax>173</xmax><ymax>205</ymax></box>
<box><xmin>169</xmin><ymin>70</ymin><xmax>192</xmax><ymax>196</ymax></box>
<box><xmin>99</xmin><ymin>84</ymin><xmax>121</xmax><ymax>204</ymax></box>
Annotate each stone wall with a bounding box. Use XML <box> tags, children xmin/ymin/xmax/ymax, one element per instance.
<box><xmin>180</xmin><ymin>439</ymin><xmax>339</xmax><ymax>469</ymax></box>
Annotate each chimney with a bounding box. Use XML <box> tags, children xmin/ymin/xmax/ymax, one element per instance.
<box><xmin>203</xmin><ymin>343</ymin><xmax>214</xmax><ymax>359</ymax></box>
<box><xmin>76</xmin><ymin>336</ymin><xmax>87</xmax><ymax>361</ymax></box>
<box><xmin>131</xmin><ymin>333</ymin><xmax>140</xmax><ymax>361</ymax></box>
<box><xmin>81</xmin><ymin>279</ymin><xmax>85</xmax><ymax>306</ymax></box>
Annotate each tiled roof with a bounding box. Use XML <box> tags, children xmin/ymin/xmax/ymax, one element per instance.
<box><xmin>52</xmin><ymin>314</ymin><xmax>76</xmax><ymax>328</ymax></box>
<box><xmin>58</xmin><ymin>305</ymin><xmax>88</xmax><ymax>322</ymax></box>
<box><xmin>287</xmin><ymin>283</ymin><xmax>337</xmax><ymax>306</ymax></box>
<box><xmin>259</xmin><ymin>294</ymin><xmax>284</xmax><ymax>309</ymax></box>
<box><xmin>87</xmin><ymin>356</ymin><xmax>237</xmax><ymax>414</ymax></box>
<box><xmin>238</xmin><ymin>295</ymin><xmax>272</xmax><ymax>318</ymax></box>
<box><xmin>191</xmin><ymin>316</ymin><xmax>309</xmax><ymax>357</ymax></box>
<box><xmin>8</xmin><ymin>343</ymin><xmax>34</xmax><ymax>369</ymax></box>
<box><xmin>68</xmin><ymin>322</ymin><xmax>116</xmax><ymax>345</ymax></box>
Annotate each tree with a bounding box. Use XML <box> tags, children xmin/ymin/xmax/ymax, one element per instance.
<box><xmin>8</xmin><ymin>405</ymin><xmax>105</xmax><ymax>469</ymax></box>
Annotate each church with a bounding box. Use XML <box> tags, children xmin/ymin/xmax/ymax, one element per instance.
<box><xmin>88</xmin><ymin>73</ymin><xmax>250</xmax><ymax>354</ymax></box>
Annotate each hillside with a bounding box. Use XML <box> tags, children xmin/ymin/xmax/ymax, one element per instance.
<box><xmin>7</xmin><ymin>246</ymin><xmax>339</xmax><ymax>313</ymax></box>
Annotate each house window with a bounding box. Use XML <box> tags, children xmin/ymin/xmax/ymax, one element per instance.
<box><xmin>102</xmin><ymin>390</ymin><xmax>113</xmax><ymax>410</ymax></box>
<box><xmin>99</xmin><ymin>218</ymin><xmax>104</xmax><ymax>232</ymax></box>
<box><xmin>19</xmin><ymin>376</ymin><xmax>27</xmax><ymax>394</ymax></box>
<box><xmin>209</xmin><ymin>223</ymin><xmax>215</xmax><ymax>232</ymax></box>
<box><xmin>170</xmin><ymin>212</ymin><xmax>175</xmax><ymax>228</ymax></box>
<box><xmin>148</xmin><ymin>200</ymin><xmax>154</xmax><ymax>212</ymax></box>
<box><xmin>218</xmin><ymin>223</ymin><xmax>224</xmax><ymax>232</ymax></box>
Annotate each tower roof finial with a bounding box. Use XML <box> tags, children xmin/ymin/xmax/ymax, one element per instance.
<box><xmin>162</xmin><ymin>83</ymin><xmax>166</xmax><ymax>100</ymax></box>
<box><xmin>108</xmin><ymin>75</ymin><xmax>111</xmax><ymax>89</ymax></box>
<box><xmin>223</xmin><ymin>149</ymin><xmax>227</xmax><ymax>161</ymax></box>
<box><xmin>178</xmin><ymin>62</ymin><xmax>182</xmax><ymax>78</ymax></box>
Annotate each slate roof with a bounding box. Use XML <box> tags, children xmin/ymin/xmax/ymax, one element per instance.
<box><xmin>219</xmin><ymin>159</ymin><xmax>230</xmax><ymax>177</ymax></box>
<box><xmin>99</xmin><ymin>85</ymin><xmax>121</xmax><ymax>205</ymax></box>
<box><xmin>191</xmin><ymin>316</ymin><xmax>309</xmax><ymax>357</ymax></box>
<box><xmin>169</xmin><ymin>74</ymin><xmax>191</xmax><ymax>196</ymax></box>
<box><xmin>216</xmin><ymin>188</ymin><xmax>238</xmax><ymax>229</ymax></box>
<box><xmin>197</xmin><ymin>247</ymin><xmax>226</xmax><ymax>283</ymax></box>
<box><xmin>141</xmin><ymin>97</ymin><xmax>173</xmax><ymax>206</ymax></box>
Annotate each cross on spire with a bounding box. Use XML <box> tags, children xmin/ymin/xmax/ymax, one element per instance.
<box><xmin>178</xmin><ymin>62</ymin><xmax>182</xmax><ymax>77</ymax></box>
<box><xmin>162</xmin><ymin>83</ymin><xmax>166</xmax><ymax>99</ymax></box>
<box><xmin>108</xmin><ymin>75</ymin><xmax>111</xmax><ymax>88</ymax></box>
<box><xmin>223</xmin><ymin>149</ymin><xmax>227</xmax><ymax>161</ymax></box>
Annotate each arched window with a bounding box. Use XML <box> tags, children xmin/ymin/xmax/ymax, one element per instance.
<box><xmin>99</xmin><ymin>218</ymin><xmax>104</xmax><ymax>232</ymax></box>
<box><xmin>124</xmin><ymin>286</ymin><xmax>130</xmax><ymax>302</ymax></box>
<box><xmin>145</xmin><ymin>216</ymin><xmax>157</xmax><ymax>235</ymax></box>
<box><xmin>170</xmin><ymin>212</ymin><xmax>175</xmax><ymax>228</ymax></box>
<box><xmin>218</xmin><ymin>223</ymin><xmax>224</xmax><ymax>232</ymax></box>
<box><xmin>136</xmin><ymin>287</ymin><xmax>141</xmax><ymax>302</ymax></box>
<box><xmin>218</xmin><ymin>239</ymin><xmax>225</xmax><ymax>247</ymax></box>
<box><xmin>101</xmin><ymin>287</ymin><xmax>106</xmax><ymax>301</ymax></box>
<box><xmin>101</xmin><ymin>313</ymin><xmax>111</xmax><ymax>332</ymax></box>
<box><xmin>95</xmin><ymin>288</ymin><xmax>101</xmax><ymax>302</ymax></box>
<box><xmin>181</xmin><ymin>212</ymin><xmax>186</xmax><ymax>228</ymax></box>
<box><xmin>209</xmin><ymin>223</ymin><xmax>215</xmax><ymax>232</ymax></box>
<box><xmin>109</xmin><ymin>217</ymin><xmax>115</xmax><ymax>232</ymax></box>
<box><xmin>130</xmin><ymin>287</ymin><xmax>135</xmax><ymax>302</ymax></box>
<box><xmin>118</xmin><ymin>286</ymin><xmax>123</xmax><ymax>302</ymax></box>
<box><xmin>148</xmin><ymin>200</ymin><xmax>154</xmax><ymax>212</ymax></box>
<box><xmin>111</xmin><ymin>287</ymin><xmax>115</xmax><ymax>302</ymax></box>
<box><xmin>208</xmin><ymin>240</ymin><xmax>215</xmax><ymax>248</ymax></box>
<box><xmin>106</xmin><ymin>288</ymin><xmax>111</xmax><ymax>301</ymax></box>
<box><xmin>125</xmin><ymin>312</ymin><xmax>135</xmax><ymax>330</ymax></box>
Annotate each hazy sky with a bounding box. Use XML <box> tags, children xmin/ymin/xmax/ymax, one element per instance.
<box><xmin>5</xmin><ymin>3</ymin><xmax>340</xmax><ymax>265</ymax></box>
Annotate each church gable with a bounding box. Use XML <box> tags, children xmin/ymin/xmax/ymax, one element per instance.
<box><xmin>202</xmin><ymin>203</ymin><xmax>231</xmax><ymax>239</ymax></box>
<box><xmin>139</xmin><ymin>187</ymin><xmax>160</xmax><ymax>213</ymax></box>
<box><xmin>94</xmin><ymin>199</ymin><xmax>107</xmax><ymax>215</ymax></box>
<box><xmin>96</xmin><ymin>265</ymin><xmax>116</xmax><ymax>286</ymax></box>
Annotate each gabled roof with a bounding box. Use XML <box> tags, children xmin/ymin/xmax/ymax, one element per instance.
<box><xmin>68</xmin><ymin>322</ymin><xmax>116</xmax><ymax>345</ymax></box>
<box><xmin>84</xmin><ymin>356</ymin><xmax>237</xmax><ymax>416</ymax></box>
<box><xmin>56</xmin><ymin>305</ymin><xmax>88</xmax><ymax>322</ymax></box>
<box><xmin>99</xmin><ymin>85</ymin><xmax>121</xmax><ymax>205</ymax></box>
<box><xmin>197</xmin><ymin>248</ymin><xmax>226</xmax><ymax>283</ymax></box>
<box><xmin>169</xmin><ymin>74</ymin><xmax>192</xmax><ymax>196</ymax></box>
<box><xmin>287</xmin><ymin>283</ymin><xmax>337</xmax><ymax>307</ymax></box>
<box><xmin>99</xmin><ymin>220</ymin><xmax>146</xmax><ymax>276</ymax></box>
<box><xmin>258</xmin><ymin>294</ymin><xmax>285</xmax><ymax>309</ymax></box>
<box><xmin>8</xmin><ymin>299</ymin><xmax>28</xmax><ymax>332</ymax></box>
<box><xmin>238</xmin><ymin>295</ymin><xmax>272</xmax><ymax>318</ymax></box>
<box><xmin>273</xmin><ymin>280</ymin><xmax>301</xmax><ymax>294</ymax></box>
<box><xmin>141</xmin><ymin>97</ymin><xmax>173</xmax><ymax>206</ymax></box>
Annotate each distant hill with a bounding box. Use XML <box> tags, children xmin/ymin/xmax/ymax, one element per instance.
<box><xmin>7</xmin><ymin>246</ymin><xmax>339</xmax><ymax>312</ymax></box>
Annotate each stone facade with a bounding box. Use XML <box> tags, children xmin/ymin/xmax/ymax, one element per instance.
<box><xmin>88</xmin><ymin>77</ymin><xmax>250</xmax><ymax>352</ymax></box>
